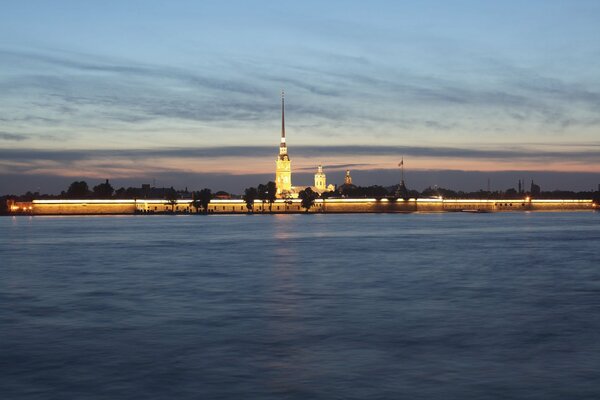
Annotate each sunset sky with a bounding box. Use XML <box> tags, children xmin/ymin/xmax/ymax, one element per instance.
<box><xmin>1</xmin><ymin>1</ymin><xmax>599</xmax><ymax>194</ymax></box>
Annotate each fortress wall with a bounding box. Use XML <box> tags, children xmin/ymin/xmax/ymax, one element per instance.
<box><xmin>137</xmin><ymin>202</ymin><xmax>193</xmax><ymax>213</ymax></box>
<box><xmin>529</xmin><ymin>200</ymin><xmax>595</xmax><ymax>211</ymax></box>
<box><xmin>416</xmin><ymin>201</ymin><xmax>446</xmax><ymax>212</ymax></box>
<box><xmin>32</xmin><ymin>202</ymin><xmax>137</xmax><ymax>215</ymax></box>
<box><xmin>321</xmin><ymin>199</ymin><xmax>418</xmax><ymax>213</ymax></box>
<box><xmin>8</xmin><ymin>198</ymin><xmax>596</xmax><ymax>215</ymax></box>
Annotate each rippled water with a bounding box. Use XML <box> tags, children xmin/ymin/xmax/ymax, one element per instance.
<box><xmin>2</xmin><ymin>212</ymin><xmax>600</xmax><ymax>399</ymax></box>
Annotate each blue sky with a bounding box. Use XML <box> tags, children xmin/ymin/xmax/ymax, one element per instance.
<box><xmin>1</xmin><ymin>1</ymin><xmax>599</xmax><ymax>193</ymax></box>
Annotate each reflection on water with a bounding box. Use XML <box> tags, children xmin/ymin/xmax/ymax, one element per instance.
<box><xmin>2</xmin><ymin>212</ymin><xmax>600</xmax><ymax>400</ymax></box>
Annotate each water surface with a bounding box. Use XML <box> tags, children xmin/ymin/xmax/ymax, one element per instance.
<box><xmin>2</xmin><ymin>213</ymin><xmax>600</xmax><ymax>399</ymax></box>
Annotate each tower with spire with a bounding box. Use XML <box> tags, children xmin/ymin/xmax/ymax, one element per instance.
<box><xmin>275</xmin><ymin>91</ymin><xmax>292</xmax><ymax>196</ymax></box>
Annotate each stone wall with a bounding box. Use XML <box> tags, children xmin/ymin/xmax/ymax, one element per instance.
<box><xmin>7</xmin><ymin>198</ymin><xmax>597</xmax><ymax>215</ymax></box>
<box><xmin>32</xmin><ymin>202</ymin><xmax>137</xmax><ymax>215</ymax></box>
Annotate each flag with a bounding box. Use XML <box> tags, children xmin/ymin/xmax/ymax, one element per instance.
<box><xmin>398</xmin><ymin>160</ymin><xmax>403</xmax><ymax>167</ymax></box>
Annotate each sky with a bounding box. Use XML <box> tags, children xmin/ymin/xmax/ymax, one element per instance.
<box><xmin>1</xmin><ymin>0</ymin><xmax>599</xmax><ymax>194</ymax></box>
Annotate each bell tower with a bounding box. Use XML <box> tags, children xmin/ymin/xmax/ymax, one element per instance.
<box><xmin>275</xmin><ymin>91</ymin><xmax>292</xmax><ymax>196</ymax></box>
<box><xmin>315</xmin><ymin>164</ymin><xmax>326</xmax><ymax>192</ymax></box>
<box><xmin>344</xmin><ymin>169</ymin><xmax>353</xmax><ymax>185</ymax></box>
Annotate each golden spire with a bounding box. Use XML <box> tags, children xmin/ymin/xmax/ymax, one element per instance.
<box><xmin>279</xmin><ymin>90</ymin><xmax>288</xmax><ymax>159</ymax></box>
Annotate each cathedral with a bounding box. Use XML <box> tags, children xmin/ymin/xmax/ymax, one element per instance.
<box><xmin>275</xmin><ymin>92</ymin><xmax>334</xmax><ymax>198</ymax></box>
<box><xmin>275</xmin><ymin>91</ymin><xmax>292</xmax><ymax>196</ymax></box>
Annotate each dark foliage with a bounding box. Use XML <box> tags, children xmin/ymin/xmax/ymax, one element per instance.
<box><xmin>199</xmin><ymin>188</ymin><xmax>212</xmax><ymax>213</ymax></box>
<box><xmin>243</xmin><ymin>187</ymin><xmax>258</xmax><ymax>211</ymax></box>
<box><xmin>298</xmin><ymin>187</ymin><xmax>318</xmax><ymax>211</ymax></box>
<box><xmin>257</xmin><ymin>184</ymin><xmax>267</xmax><ymax>212</ymax></box>
<box><xmin>340</xmin><ymin>185</ymin><xmax>389</xmax><ymax>199</ymax></box>
<box><xmin>67</xmin><ymin>181</ymin><xmax>90</xmax><ymax>198</ymax></box>
<box><xmin>93</xmin><ymin>179</ymin><xmax>114</xmax><ymax>199</ymax></box>
<box><xmin>165</xmin><ymin>187</ymin><xmax>179</xmax><ymax>212</ymax></box>
<box><xmin>266</xmin><ymin>181</ymin><xmax>277</xmax><ymax>212</ymax></box>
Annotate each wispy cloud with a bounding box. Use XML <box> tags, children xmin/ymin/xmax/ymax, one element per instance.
<box><xmin>0</xmin><ymin>132</ymin><xmax>27</xmax><ymax>141</ymax></box>
<box><xmin>3</xmin><ymin>46</ymin><xmax>600</xmax><ymax>137</ymax></box>
<box><xmin>1</xmin><ymin>144</ymin><xmax>599</xmax><ymax>165</ymax></box>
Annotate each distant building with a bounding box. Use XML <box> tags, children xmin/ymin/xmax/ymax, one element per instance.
<box><xmin>214</xmin><ymin>191</ymin><xmax>231</xmax><ymax>199</ymax></box>
<box><xmin>312</xmin><ymin>164</ymin><xmax>335</xmax><ymax>194</ymax></box>
<box><xmin>530</xmin><ymin>180</ymin><xmax>541</xmax><ymax>196</ymax></box>
<box><xmin>344</xmin><ymin>169</ymin><xmax>353</xmax><ymax>185</ymax></box>
<box><xmin>338</xmin><ymin>170</ymin><xmax>357</xmax><ymax>196</ymax></box>
<box><xmin>315</xmin><ymin>164</ymin><xmax>326</xmax><ymax>191</ymax></box>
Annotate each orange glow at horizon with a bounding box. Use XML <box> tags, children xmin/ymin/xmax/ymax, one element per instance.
<box><xmin>11</xmin><ymin>153</ymin><xmax>599</xmax><ymax>180</ymax></box>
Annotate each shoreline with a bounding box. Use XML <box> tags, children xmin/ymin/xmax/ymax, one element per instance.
<box><xmin>6</xmin><ymin>198</ymin><xmax>598</xmax><ymax>215</ymax></box>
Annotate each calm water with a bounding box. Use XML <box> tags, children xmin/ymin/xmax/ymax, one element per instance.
<box><xmin>2</xmin><ymin>212</ymin><xmax>600</xmax><ymax>399</ymax></box>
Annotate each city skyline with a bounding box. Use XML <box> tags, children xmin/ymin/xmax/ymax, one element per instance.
<box><xmin>1</xmin><ymin>1</ymin><xmax>599</xmax><ymax>194</ymax></box>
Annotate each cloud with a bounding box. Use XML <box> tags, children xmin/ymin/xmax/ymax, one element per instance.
<box><xmin>3</xmin><ymin>46</ymin><xmax>600</xmax><ymax>135</ymax></box>
<box><xmin>0</xmin><ymin>132</ymin><xmax>27</xmax><ymax>141</ymax></box>
<box><xmin>294</xmin><ymin>163</ymin><xmax>374</xmax><ymax>172</ymax></box>
<box><xmin>1</xmin><ymin>144</ymin><xmax>599</xmax><ymax>165</ymax></box>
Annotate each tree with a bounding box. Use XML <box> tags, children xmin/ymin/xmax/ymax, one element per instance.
<box><xmin>320</xmin><ymin>190</ymin><xmax>337</xmax><ymax>199</ymax></box>
<box><xmin>0</xmin><ymin>196</ymin><xmax>10</xmax><ymax>215</ymax></box>
<box><xmin>115</xmin><ymin>187</ymin><xmax>127</xmax><ymax>198</ymax></box>
<box><xmin>190</xmin><ymin>191</ymin><xmax>202</xmax><ymax>213</ymax></box>
<box><xmin>243</xmin><ymin>187</ymin><xmax>257</xmax><ymax>212</ymax></box>
<box><xmin>257</xmin><ymin>184</ymin><xmax>268</xmax><ymax>213</ymax></box>
<box><xmin>93</xmin><ymin>179</ymin><xmax>114</xmax><ymax>198</ymax></box>
<box><xmin>198</xmin><ymin>188</ymin><xmax>212</xmax><ymax>214</ymax></box>
<box><xmin>298</xmin><ymin>187</ymin><xmax>318</xmax><ymax>212</ymax></box>
<box><xmin>165</xmin><ymin>187</ymin><xmax>178</xmax><ymax>213</ymax></box>
<box><xmin>66</xmin><ymin>181</ymin><xmax>90</xmax><ymax>198</ymax></box>
<box><xmin>266</xmin><ymin>181</ymin><xmax>277</xmax><ymax>212</ymax></box>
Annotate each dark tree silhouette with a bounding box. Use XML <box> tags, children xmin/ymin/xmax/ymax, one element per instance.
<box><xmin>243</xmin><ymin>187</ymin><xmax>258</xmax><ymax>212</ymax></box>
<box><xmin>0</xmin><ymin>196</ymin><xmax>10</xmax><ymax>215</ymax></box>
<box><xmin>165</xmin><ymin>187</ymin><xmax>178</xmax><ymax>212</ymax></box>
<box><xmin>190</xmin><ymin>191</ymin><xmax>202</xmax><ymax>213</ymax></box>
<box><xmin>93</xmin><ymin>179</ymin><xmax>114</xmax><ymax>198</ymax></box>
<box><xmin>320</xmin><ymin>190</ymin><xmax>337</xmax><ymax>199</ymax></box>
<box><xmin>199</xmin><ymin>188</ymin><xmax>212</xmax><ymax>214</ymax></box>
<box><xmin>257</xmin><ymin>184</ymin><xmax>267</xmax><ymax>212</ymax></box>
<box><xmin>298</xmin><ymin>187</ymin><xmax>318</xmax><ymax>212</ymax></box>
<box><xmin>67</xmin><ymin>181</ymin><xmax>90</xmax><ymax>198</ymax></box>
<box><xmin>339</xmin><ymin>185</ymin><xmax>389</xmax><ymax>199</ymax></box>
<box><xmin>266</xmin><ymin>181</ymin><xmax>277</xmax><ymax>212</ymax></box>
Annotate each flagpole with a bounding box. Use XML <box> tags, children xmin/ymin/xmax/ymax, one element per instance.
<box><xmin>401</xmin><ymin>157</ymin><xmax>404</xmax><ymax>184</ymax></box>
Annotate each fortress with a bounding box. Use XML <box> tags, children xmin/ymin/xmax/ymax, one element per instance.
<box><xmin>5</xmin><ymin>93</ymin><xmax>599</xmax><ymax>215</ymax></box>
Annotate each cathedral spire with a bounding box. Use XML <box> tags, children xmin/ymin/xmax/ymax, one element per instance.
<box><xmin>281</xmin><ymin>90</ymin><xmax>285</xmax><ymax>141</ymax></box>
<box><xmin>279</xmin><ymin>90</ymin><xmax>288</xmax><ymax>158</ymax></box>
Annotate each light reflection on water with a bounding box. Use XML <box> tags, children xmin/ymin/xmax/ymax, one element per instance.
<box><xmin>1</xmin><ymin>212</ymin><xmax>600</xmax><ymax>399</ymax></box>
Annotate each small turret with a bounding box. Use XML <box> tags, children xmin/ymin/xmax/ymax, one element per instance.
<box><xmin>344</xmin><ymin>170</ymin><xmax>352</xmax><ymax>185</ymax></box>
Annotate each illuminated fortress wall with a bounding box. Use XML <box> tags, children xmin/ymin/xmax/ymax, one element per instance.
<box><xmin>27</xmin><ymin>201</ymin><xmax>137</xmax><ymax>215</ymax></box>
<box><xmin>7</xmin><ymin>198</ymin><xmax>596</xmax><ymax>215</ymax></box>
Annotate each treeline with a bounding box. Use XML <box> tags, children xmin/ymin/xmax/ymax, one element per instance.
<box><xmin>3</xmin><ymin>179</ymin><xmax>600</xmax><ymax>207</ymax></box>
<box><xmin>242</xmin><ymin>182</ymin><xmax>321</xmax><ymax>212</ymax></box>
<box><xmin>242</xmin><ymin>181</ymin><xmax>277</xmax><ymax>211</ymax></box>
<box><xmin>6</xmin><ymin>180</ymin><xmax>204</xmax><ymax>201</ymax></box>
